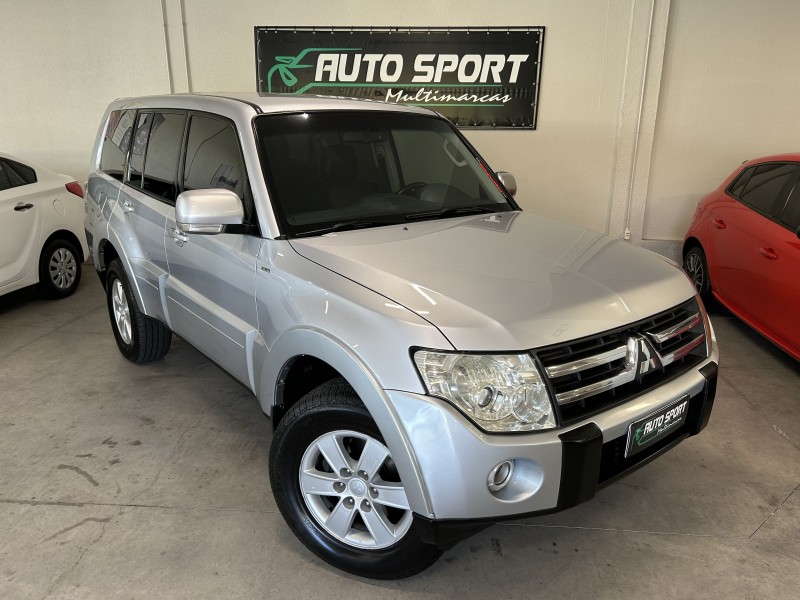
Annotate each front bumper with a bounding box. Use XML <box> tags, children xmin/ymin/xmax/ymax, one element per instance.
<box><xmin>390</xmin><ymin>360</ymin><xmax>717</xmax><ymax>550</ymax></box>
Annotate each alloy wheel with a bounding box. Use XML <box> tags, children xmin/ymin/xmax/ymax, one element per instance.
<box><xmin>49</xmin><ymin>247</ymin><xmax>77</xmax><ymax>290</ymax></box>
<box><xmin>684</xmin><ymin>252</ymin><xmax>705</xmax><ymax>293</ymax></box>
<box><xmin>111</xmin><ymin>279</ymin><xmax>132</xmax><ymax>345</ymax></box>
<box><xmin>299</xmin><ymin>430</ymin><xmax>413</xmax><ymax>550</ymax></box>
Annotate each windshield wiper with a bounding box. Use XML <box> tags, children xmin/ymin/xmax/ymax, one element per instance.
<box><xmin>294</xmin><ymin>220</ymin><xmax>397</xmax><ymax>238</ymax></box>
<box><xmin>405</xmin><ymin>206</ymin><xmax>499</xmax><ymax>221</ymax></box>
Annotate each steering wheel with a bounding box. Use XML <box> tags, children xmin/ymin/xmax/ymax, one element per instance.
<box><xmin>397</xmin><ymin>181</ymin><xmax>427</xmax><ymax>197</ymax></box>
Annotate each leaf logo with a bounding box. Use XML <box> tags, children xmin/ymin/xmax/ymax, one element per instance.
<box><xmin>264</xmin><ymin>47</ymin><xmax>360</xmax><ymax>93</ymax></box>
<box><xmin>267</xmin><ymin>54</ymin><xmax>312</xmax><ymax>91</ymax></box>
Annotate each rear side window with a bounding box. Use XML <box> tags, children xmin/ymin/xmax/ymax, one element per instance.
<box><xmin>5</xmin><ymin>159</ymin><xmax>36</xmax><ymax>184</ymax></box>
<box><xmin>739</xmin><ymin>163</ymin><xmax>797</xmax><ymax>216</ymax></box>
<box><xmin>728</xmin><ymin>166</ymin><xmax>754</xmax><ymax>199</ymax></box>
<box><xmin>100</xmin><ymin>110</ymin><xmax>135</xmax><ymax>181</ymax></box>
<box><xmin>0</xmin><ymin>160</ymin><xmax>30</xmax><ymax>189</ymax></box>
<box><xmin>128</xmin><ymin>111</ymin><xmax>187</xmax><ymax>203</ymax></box>
<box><xmin>0</xmin><ymin>162</ymin><xmax>12</xmax><ymax>191</ymax></box>
<box><xmin>780</xmin><ymin>187</ymin><xmax>800</xmax><ymax>231</ymax></box>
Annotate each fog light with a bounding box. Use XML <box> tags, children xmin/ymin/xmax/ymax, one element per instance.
<box><xmin>487</xmin><ymin>460</ymin><xmax>514</xmax><ymax>492</ymax></box>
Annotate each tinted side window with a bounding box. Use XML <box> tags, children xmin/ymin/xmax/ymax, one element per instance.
<box><xmin>100</xmin><ymin>110</ymin><xmax>135</xmax><ymax>181</ymax></box>
<box><xmin>728</xmin><ymin>166</ymin><xmax>754</xmax><ymax>199</ymax></box>
<box><xmin>739</xmin><ymin>163</ymin><xmax>797</xmax><ymax>216</ymax></box>
<box><xmin>128</xmin><ymin>111</ymin><xmax>187</xmax><ymax>203</ymax></box>
<box><xmin>5</xmin><ymin>159</ymin><xmax>36</xmax><ymax>184</ymax></box>
<box><xmin>183</xmin><ymin>115</ymin><xmax>251</xmax><ymax>217</ymax></box>
<box><xmin>780</xmin><ymin>187</ymin><xmax>800</xmax><ymax>231</ymax></box>
<box><xmin>1</xmin><ymin>160</ymin><xmax>29</xmax><ymax>188</ymax></box>
<box><xmin>128</xmin><ymin>112</ymin><xmax>150</xmax><ymax>189</ymax></box>
<box><xmin>0</xmin><ymin>162</ymin><xmax>11</xmax><ymax>191</ymax></box>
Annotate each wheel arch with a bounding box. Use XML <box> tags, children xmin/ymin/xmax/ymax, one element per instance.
<box><xmin>41</xmin><ymin>229</ymin><xmax>86</xmax><ymax>264</ymax></box>
<box><xmin>258</xmin><ymin>328</ymin><xmax>432</xmax><ymax>517</ymax></box>
<box><xmin>96</xmin><ymin>238</ymin><xmax>121</xmax><ymax>288</ymax></box>
<box><xmin>94</xmin><ymin>235</ymin><xmax>154</xmax><ymax>321</ymax></box>
<box><xmin>682</xmin><ymin>236</ymin><xmax>703</xmax><ymax>259</ymax></box>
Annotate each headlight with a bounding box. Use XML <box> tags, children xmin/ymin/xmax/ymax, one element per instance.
<box><xmin>413</xmin><ymin>350</ymin><xmax>556</xmax><ymax>432</ymax></box>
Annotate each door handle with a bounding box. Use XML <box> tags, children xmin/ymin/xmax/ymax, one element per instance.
<box><xmin>712</xmin><ymin>219</ymin><xmax>727</xmax><ymax>229</ymax></box>
<box><xmin>14</xmin><ymin>203</ymin><xmax>34</xmax><ymax>212</ymax></box>
<box><xmin>169</xmin><ymin>227</ymin><xmax>189</xmax><ymax>246</ymax></box>
<box><xmin>758</xmin><ymin>247</ymin><xmax>778</xmax><ymax>260</ymax></box>
<box><xmin>121</xmin><ymin>199</ymin><xmax>134</xmax><ymax>214</ymax></box>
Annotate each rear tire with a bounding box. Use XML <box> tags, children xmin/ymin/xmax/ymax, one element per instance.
<box><xmin>38</xmin><ymin>238</ymin><xmax>81</xmax><ymax>299</ymax></box>
<box><xmin>106</xmin><ymin>259</ymin><xmax>171</xmax><ymax>362</ymax></box>
<box><xmin>269</xmin><ymin>378</ymin><xmax>442</xmax><ymax>579</ymax></box>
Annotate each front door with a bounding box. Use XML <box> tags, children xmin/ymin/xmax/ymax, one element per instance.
<box><xmin>758</xmin><ymin>177</ymin><xmax>800</xmax><ymax>355</ymax></box>
<box><xmin>711</xmin><ymin>163</ymin><xmax>797</xmax><ymax>323</ymax></box>
<box><xmin>163</xmin><ymin>113</ymin><xmax>260</xmax><ymax>389</ymax></box>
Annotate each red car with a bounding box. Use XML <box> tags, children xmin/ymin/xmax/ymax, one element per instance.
<box><xmin>683</xmin><ymin>153</ymin><xmax>800</xmax><ymax>361</ymax></box>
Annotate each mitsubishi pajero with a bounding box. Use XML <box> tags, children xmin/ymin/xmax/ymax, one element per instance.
<box><xmin>85</xmin><ymin>94</ymin><xmax>718</xmax><ymax>579</ymax></box>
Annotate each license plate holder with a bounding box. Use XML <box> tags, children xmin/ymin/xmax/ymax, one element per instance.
<box><xmin>625</xmin><ymin>395</ymin><xmax>690</xmax><ymax>458</ymax></box>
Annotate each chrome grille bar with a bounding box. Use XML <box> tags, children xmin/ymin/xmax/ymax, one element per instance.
<box><xmin>544</xmin><ymin>344</ymin><xmax>627</xmax><ymax>378</ymax></box>
<box><xmin>538</xmin><ymin>300</ymin><xmax>709</xmax><ymax>416</ymax></box>
<box><xmin>554</xmin><ymin>338</ymin><xmax>637</xmax><ymax>406</ymax></box>
<box><xmin>646</xmin><ymin>312</ymin><xmax>701</xmax><ymax>344</ymax></box>
<box><xmin>659</xmin><ymin>333</ymin><xmax>705</xmax><ymax>366</ymax></box>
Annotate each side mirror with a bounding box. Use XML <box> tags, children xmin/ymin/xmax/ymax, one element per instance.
<box><xmin>176</xmin><ymin>189</ymin><xmax>244</xmax><ymax>234</ymax></box>
<box><xmin>496</xmin><ymin>171</ymin><xmax>517</xmax><ymax>197</ymax></box>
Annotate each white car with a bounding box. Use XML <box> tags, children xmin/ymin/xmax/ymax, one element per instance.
<box><xmin>0</xmin><ymin>153</ymin><xmax>88</xmax><ymax>298</ymax></box>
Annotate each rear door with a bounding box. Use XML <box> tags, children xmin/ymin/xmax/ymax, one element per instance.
<box><xmin>87</xmin><ymin>109</ymin><xmax>135</xmax><ymax>236</ymax></box>
<box><xmin>0</xmin><ymin>159</ymin><xmax>43</xmax><ymax>288</ymax></box>
<box><xmin>119</xmin><ymin>110</ymin><xmax>187</xmax><ymax>320</ymax></box>
<box><xmin>164</xmin><ymin>113</ymin><xmax>261</xmax><ymax>389</ymax></box>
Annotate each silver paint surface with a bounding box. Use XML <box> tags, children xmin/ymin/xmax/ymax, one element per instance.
<box><xmin>84</xmin><ymin>94</ymin><xmax>716</xmax><ymax>521</ymax></box>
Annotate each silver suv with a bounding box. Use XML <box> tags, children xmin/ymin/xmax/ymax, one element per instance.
<box><xmin>85</xmin><ymin>94</ymin><xmax>718</xmax><ymax>579</ymax></box>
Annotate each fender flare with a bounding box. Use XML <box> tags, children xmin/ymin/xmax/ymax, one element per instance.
<box><xmin>257</xmin><ymin>327</ymin><xmax>434</xmax><ymax>518</ymax></box>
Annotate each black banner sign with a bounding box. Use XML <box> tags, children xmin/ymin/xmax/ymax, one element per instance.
<box><xmin>255</xmin><ymin>27</ymin><xmax>544</xmax><ymax>129</ymax></box>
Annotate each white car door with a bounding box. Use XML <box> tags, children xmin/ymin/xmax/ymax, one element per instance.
<box><xmin>0</xmin><ymin>160</ymin><xmax>43</xmax><ymax>288</ymax></box>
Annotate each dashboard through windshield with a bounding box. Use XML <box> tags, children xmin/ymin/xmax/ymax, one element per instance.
<box><xmin>254</xmin><ymin>111</ymin><xmax>515</xmax><ymax>237</ymax></box>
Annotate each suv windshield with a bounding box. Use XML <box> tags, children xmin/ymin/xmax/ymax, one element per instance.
<box><xmin>254</xmin><ymin>111</ymin><xmax>515</xmax><ymax>237</ymax></box>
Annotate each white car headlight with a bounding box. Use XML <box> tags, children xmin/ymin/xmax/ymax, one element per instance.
<box><xmin>413</xmin><ymin>350</ymin><xmax>556</xmax><ymax>432</ymax></box>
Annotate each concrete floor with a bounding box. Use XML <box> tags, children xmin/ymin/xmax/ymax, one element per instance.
<box><xmin>0</xmin><ymin>275</ymin><xmax>798</xmax><ymax>599</ymax></box>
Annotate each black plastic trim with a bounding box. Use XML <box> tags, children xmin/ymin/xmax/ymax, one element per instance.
<box><xmin>693</xmin><ymin>362</ymin><xmax>718</xmax><ymax>434</ymax></box>
<box><xmin>413</xmin><ymin>514</ymin><xmax>493</xmax><ymax>550</ymax></box>
<box><xmin>556</xmin><ymin>423</ymin><xmax>603</xmax><ymax>509</ymax></box>
<box><xmin>598</xmin><ymin>431</ymin><xmax>690</xmax><ymax>490</ymax></box>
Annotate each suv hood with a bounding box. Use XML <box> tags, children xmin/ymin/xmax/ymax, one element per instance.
<box><xmin>290</xmin><ymin>211</ymin><xmax>695</xmax><ymax>350</ymax></box>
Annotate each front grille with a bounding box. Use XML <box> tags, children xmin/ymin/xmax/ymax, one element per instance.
<box><xmin>535</xmin><ymin>299</ymin><xmax>708</xmax><ymax>425</ymax></box>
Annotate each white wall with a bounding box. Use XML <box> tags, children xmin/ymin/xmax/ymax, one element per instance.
<box><xmin>0</xmin><ymin>0</ymin><xmax>171</xmax><ymax>178</ymax></box>
<box><xmin>643</xmin><ymin>0</ymin><xmax>800</xmax><ymax>246</ymax></box>
<box><xmin>1</xmin><ymin>0</ymin><xmax>796</xmax><ymax>258</ymax></box>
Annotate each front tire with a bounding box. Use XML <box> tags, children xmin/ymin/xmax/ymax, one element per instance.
<box><xmin>269</xmin><ymin>378</ymin><xmax>442</xmax><ymax>579</ymax></box>
<box><xmin>106</xmin><ymin>259</ymin><xmax>172</xmax><ymax>362</ymax></box>
<box><xmin>683</xmin><ymin>245</ymin><xmax>711</xmax><ymax>300</ymax></box>
<box><xmin>38</xmin><ymin>238</ymin><xmax>81</xmax><ymax>298</ymax></box>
